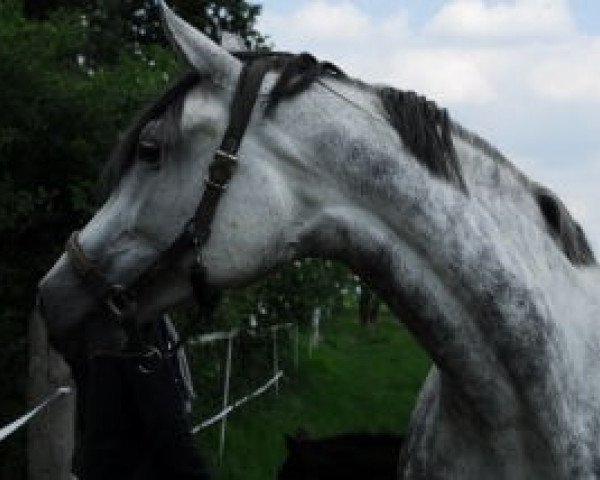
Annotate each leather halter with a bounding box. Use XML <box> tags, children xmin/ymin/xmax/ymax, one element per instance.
<box><xmin>65</xmin><ymin>58</ymin><xmax>273</xmax><ymax>360</ymax></box>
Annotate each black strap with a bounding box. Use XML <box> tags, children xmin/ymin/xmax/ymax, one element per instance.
<box><xmin>189</xmin><ymin>58</ymin><xmax>273</xmax><ymax>241</ymax></box>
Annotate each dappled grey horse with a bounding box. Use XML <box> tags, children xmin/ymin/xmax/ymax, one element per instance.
<box><xmin>39</xmin><ymin>1</ymin><xmax>600</xmax><ymax>478</ymax></box>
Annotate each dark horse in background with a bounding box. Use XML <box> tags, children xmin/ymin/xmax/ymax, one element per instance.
<box><xmin>38</xmin><ymin>1</ymin><xmax>600</xmax><ymax>478</ymax></box>
<box><xmin>278</xmin><ymin>431</ymin><xmax>404</xmax><ymax>480</ymax></box>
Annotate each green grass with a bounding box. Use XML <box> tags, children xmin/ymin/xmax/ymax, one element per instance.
<box><xmin>193</xmin><ymin>310</ymin><xmax>431</xmax><ymax>480</ymax></box>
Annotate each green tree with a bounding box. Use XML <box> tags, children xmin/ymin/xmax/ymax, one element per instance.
<box><xmin>217</xmin><ymin>260</ymin><xmax>358</xmax><ymax>330</ymax></box>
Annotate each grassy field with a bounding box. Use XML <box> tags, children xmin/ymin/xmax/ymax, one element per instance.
<box><xmin>192</xmin><ymin>309</ymin><xmax>431</xmax><ymax>480</ymax></box>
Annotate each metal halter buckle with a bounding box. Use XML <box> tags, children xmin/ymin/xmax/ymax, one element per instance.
<box><xmin>214</xmin><ymin>149</ymin><xmax>239</xmax><ymax>164</ymax></box>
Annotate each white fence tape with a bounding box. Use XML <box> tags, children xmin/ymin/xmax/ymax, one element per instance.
<box><xmin>0</xmin><ymin>386</ymin><xmax>72</xmax><ymax>443</ymax></box>
<box><xmin>191</xmin><ymin>370</ymin><xmax>284</xmax><ymax>435</ymax></box>
<box><xmin>218</xmin><ymin>334</ymin><xmax>234</xmax><ymax>458</ymax></box>
<box><xmin>188</xmin><ymin>329</ymin><xmax>240</xmax><ymax>346</ymax></box>
<box><xmin>188</xmin><ymin>323</ymin><xmax>295</xmax><ymax>347</ymax></box>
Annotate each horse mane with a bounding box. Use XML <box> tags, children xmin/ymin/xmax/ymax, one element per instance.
<box><xmin>534</xmin><ymin>185</ymin><xmax>596</xmax><ymax>265</ymax></box>
<box><xmin>101</xmin><ymin>51</ymin><xmax>595</xmax><ymax>267</ymax></box>
<box><xmin>375</xmin><ymin>87</ymin><xmax>467</xmax><ymax>192</ymax></box>
<box><xmin>263</xmin><ymin>54</ymin><xmax>468</xmax><ymax>193</ymax></box>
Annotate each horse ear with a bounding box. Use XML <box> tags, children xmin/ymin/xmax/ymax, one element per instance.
<box><xmin>157</xmin><ymin>1</ymin><xmax>241</xmax><ymax>84</ymax></box>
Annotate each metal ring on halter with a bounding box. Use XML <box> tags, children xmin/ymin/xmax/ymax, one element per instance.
<box><xmin>105</xmin><ymin>284</ymin><xmax>135</xmax><ymax>319</ymax></box>
<box><xmin>138</xmin><ymin>346</ymin><xmax>163</xmax><ymax>374</ymax></box>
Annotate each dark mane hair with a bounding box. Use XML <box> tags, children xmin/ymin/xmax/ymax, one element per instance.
<box><xmin>534</xmin><ymin>185</ymin><xmax>596</xmax><ymax>265</ymax></box>
<box><xmin>376</xmin><ymin>87</ymin><xmax>467</xmax><ymax>192</ymax></box>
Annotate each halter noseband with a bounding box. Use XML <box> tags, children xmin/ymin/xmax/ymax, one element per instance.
<box><xmin>65</xmin><ymin>58</ymin><xmax>273</xmax><ymax>361</ymax></box>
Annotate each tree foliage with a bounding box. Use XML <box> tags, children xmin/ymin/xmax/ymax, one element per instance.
<box><xmin>23</xmin><ymin>0</ymin><xmax>268</xmax><ymax>66</ymax></box>
<box><xmin>212</xmin><ymin>259</ymin><xmax>357</xmax><ymax>332</ymax></box>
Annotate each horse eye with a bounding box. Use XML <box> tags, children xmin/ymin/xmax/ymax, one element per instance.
<box><xmin>137</xmin><ymin>140</ymin><xmax>161</xmax><ymax>165</ymax></box>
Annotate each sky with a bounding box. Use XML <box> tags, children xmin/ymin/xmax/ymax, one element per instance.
<box><xmin>255</xmin><ymin>0</ymin><xmax>600</xmax><ymax>254</ymax></box>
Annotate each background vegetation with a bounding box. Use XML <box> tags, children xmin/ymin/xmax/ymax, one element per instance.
<box><xmin>0</xmin><ymin>1</ymin><xmax>367</xmax><ymax>477</ymax></box>
<box><xmin>189</xmin><ymin>310</ymin><xmax>430</xmax><ymax>480</ymax></box>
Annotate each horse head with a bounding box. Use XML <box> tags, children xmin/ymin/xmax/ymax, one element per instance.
<box><xmin>38</xmin><ymin>2</ymin><xmax>322</xmax><ymax>355</ymax></box>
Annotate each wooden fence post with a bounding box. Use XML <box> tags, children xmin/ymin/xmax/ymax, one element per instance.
<box><xmin>218</xmin><ymin>332</ymin><xmax>234</xmax><ymax>463</ymax></box>
<box><xmin>28</xmin><ymin>308</ymin><xmax>75</xmax><ymax>480</ymax></box>
<box><xmin>309</xmin><ymin>307</ymin><xmax>321</xmax><ymax>358</ymax></box>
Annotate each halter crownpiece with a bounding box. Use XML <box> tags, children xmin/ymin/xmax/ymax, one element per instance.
<box><xmin>65</xmin><ymin>57</ymin><xmax>274</xmax><ymax>362</ymax></box>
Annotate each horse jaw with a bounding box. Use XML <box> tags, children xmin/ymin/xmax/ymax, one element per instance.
<box><xmin>158</xmin><ymin>0</ymin><xmax>241</xmax><ymax>85</ymax></box>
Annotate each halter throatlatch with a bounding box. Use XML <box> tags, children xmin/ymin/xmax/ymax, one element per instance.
<box><xmin>65</xmin><ymin>58</ymin><xmax>274</xmax><ymax>366</ymax></box>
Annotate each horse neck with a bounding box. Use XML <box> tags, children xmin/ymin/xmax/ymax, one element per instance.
<box><xmin>300</xmin><ymin>115</ymin><xmax>600</xmax><ymax>425</ymax></box>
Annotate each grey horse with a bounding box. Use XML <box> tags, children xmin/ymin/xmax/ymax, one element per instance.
<box><xmin>39</xmin><ymin>2</ymin><xmax>600</xmax><ymax>478</ymax></box>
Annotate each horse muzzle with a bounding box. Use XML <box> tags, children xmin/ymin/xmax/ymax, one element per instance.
<box><xmin>37</xmin><ymin>252</ymin><xmax>98</xmax><ymax>344</ymax></box>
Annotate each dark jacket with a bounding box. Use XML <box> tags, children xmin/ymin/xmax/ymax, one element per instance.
<box><xmin>76</xmin><ymin>318</ymin><xmax>210</xmax><ymax>480</ymax></box>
